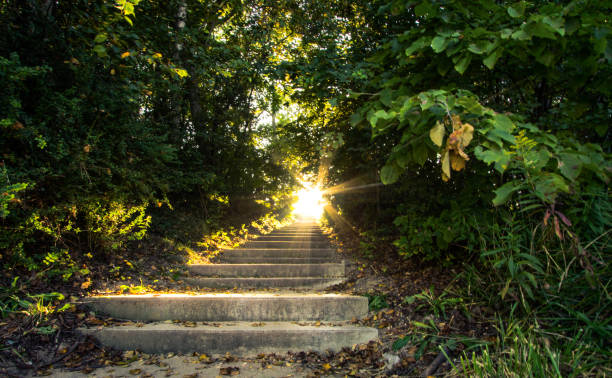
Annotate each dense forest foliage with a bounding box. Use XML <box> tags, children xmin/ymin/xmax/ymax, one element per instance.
<box><xmin>1</xmin><ymin>0</ymin><xmax>610</xmax><ymax>376</ymax></box>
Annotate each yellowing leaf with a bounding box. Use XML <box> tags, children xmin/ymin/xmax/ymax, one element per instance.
<box><xmin>429</xmin><ymin>121</ymin><xmax>445</xmax><ymax>147</ymax></box>
<box><xmin>450</xmin><ymin>151</ymin><xmax>466</xmax><ymax>171</ymax></box>
<box><xmin>441</xmin><ymin>150</ymin><xmax>451</xmax><ymax>181</ymax></box>
<box><xmin>121</xmin><ymin>51</ymin><xmax>131</xmax><ymax>58</ymax></box>
<box><xmin>451</xmin><ymin>114</ymin><xmax>462</xmax><ymax>130</ymax></box>
<box><xmin>460</xmin><ymin>122</ymin><xmax>474</xmax><ymax>147</ymax></box>
<box><xmin>173</xmin><ymin>68</ymin><xmax>189</xmax><ymax>78</ymax></box>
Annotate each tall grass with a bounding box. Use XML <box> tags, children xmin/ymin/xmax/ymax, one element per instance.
<box><xmin>450</xmin><ymin>209</ymin><xmax>611</xmax><ymax>377</ymax></box>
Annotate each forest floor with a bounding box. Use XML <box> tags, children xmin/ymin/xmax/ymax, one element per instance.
<box><xmin>1</xmin><ymin>226</ymin><xmax>495</xmax><ymax>377</ymax></box>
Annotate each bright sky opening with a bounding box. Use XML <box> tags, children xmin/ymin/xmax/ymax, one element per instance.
<box><xmin>293</xmin><ymin>185</ymin><xmax>325</xmax><ymax>218</ymax></box>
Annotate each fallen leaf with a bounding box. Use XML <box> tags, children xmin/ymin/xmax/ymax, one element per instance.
<box><xmin>219</xmin><ymin>366</ymin><xmax>240</xmax><ymax>375</ymax></box>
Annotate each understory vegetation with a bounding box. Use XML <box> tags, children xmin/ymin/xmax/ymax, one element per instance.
<box><xmin>1</xmin><ymin>0</ymin><xmax>610</xmax><ymax>376</ymax></box>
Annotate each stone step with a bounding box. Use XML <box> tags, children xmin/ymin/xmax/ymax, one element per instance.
<box><xmin>217</xmin><ymin>256</ymin><xmax>337</xmax><ymax>264</ymax></box>
<box><xmin>84</xmin><ymin>294</ymin><xmax>368</xmax><ymax>321</ymax></box>
<box><xmin>268</xmin><ymin>231</ymin><xmax>325</xmax><ymax>236</ymax></box>
<box><xmin>187</xmin><ymin>263</ymin><xmax>345</xmax><ymax>277</ymax></box>
<box><xmin>79</xmin><ymin>322</ymin><xmax>378</xmax><ymax>355</ymax></box>
<box><xmin>279</xmin><ymin>227</ymin><xmax>320</xmax><ymax>231</ymax></box>
<box><xmin>185</xmin><ymin>277</ymin><xmax>344</xmax><ymax>289</ymax></box>
<box><xmin>256</xmin><ymin>236</ymin><xmax>328</xmax><ymax>242</ymax></box>
<box><xmin>245</xmin><ymin>240</ymin><xmax>329</xmax><ymax>248</ymax></box>
<box><xmin>219</xmin><ymin>248</ymin><xmax>336</xmax><ymax>259</ymax></box>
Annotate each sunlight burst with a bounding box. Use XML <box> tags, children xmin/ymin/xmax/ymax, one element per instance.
<box><xmin>293</xmin><ymin>185</ymin><xmax>325</xmax><ymax>218</ymax></box>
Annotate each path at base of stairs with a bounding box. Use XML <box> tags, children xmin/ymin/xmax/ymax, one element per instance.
<box><xmin>45</xmin><ymin>354</ymin><xmax>309</xmax><ymax>378</ymax></box>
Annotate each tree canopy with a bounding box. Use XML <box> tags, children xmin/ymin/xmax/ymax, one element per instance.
<box><xmin>1</xmin><ymin>0</ymin><xmax>610</xmax><ymax>375</ymax></box>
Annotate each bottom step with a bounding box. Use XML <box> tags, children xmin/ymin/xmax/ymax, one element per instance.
<box><xmin>185</xmin><ymin>277</ymin><xmax>344</xmax><ymax>289</ymax></box>
<box><xmin>80</xmin><ymin>322</ymin><xmax>378</xmax><ymax>355</ymax></box>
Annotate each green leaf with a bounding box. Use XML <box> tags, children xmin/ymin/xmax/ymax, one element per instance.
<box><xmin>543</xmin><ymin>16</ymin><xmax>565</xmax><ymax>36</ymax></box>
<box><xmin>507</xmin><ymin>2</ymin><xmax>526</xmax><ymax>18</ymax></box>
<box><xmin>535</xmin><ymin>49</ymin><xmax>556</xmax><ymax>66</ymax></box>
<box><xmin>396</xmin><ymin>149</ymin><xmax>411</xmax><ymax>168</ymax></box>
<box><xmin>456</xmin><ymin>95</ymin><xmax>484</xmax><ymax>115</ymax></box>
<box><xmin>525</xmin><ymin>21</ymin><xmax>557</xmax><ymax>40</ymax></box>
<box><xmin>557</xmin><ymin>153</ymin><xmax>583</xmax><ymax>181</ymax></box>
<box><xmin>414</xmin><ymin>2</ymin><xmax>434</xmax><ymax>17</ymax></box>
<box><xmin>93</xmin><ymin>45</ymin><xmax>107</xmax><ymax>57</ymax></box>
<box><xmin>431</xmin><ymin>36</ymin><xmax>449</xmax><ymax>53</ymax></box>
<box><xmin>381</xmin><ymin>164</ymin><xmax>401</xmax><ymax>185</ymax></box>
<box><xmin>474</xmin><ymin>146</ymin><xmax>512</xmax><ymax>173</ymax></box>
<box><xmin>525</xmin><ymin>148</ymin><xmax>551</xmax><ymax>170</ymax></box>
<box><xmin>412</xmin><ymin>321</ymin><xmax>432</xmax><ymax>329</ymax></box>
<box><xmin>500</xmin><ymin>28</ymin><xmax>513</xmax><ymax>39</ymax></box>
<box><xmin>350</xmin><ymin>112</ymin><xmax>363</xmax><ymax>126</ymax></box>
<box><xmin>483</xmin><ymin>48</ymin><xmax>503</xmax><ymax>69</ymax></box>
<box><xmin>405</xmin><ymin>37</ymin><xmax>430</xmax><ymax>55</ymax></box>
<box><xmin>94</xmin><ymin>33</ymin><xmax>107</xmax><ymax>43</ymax></box>
<box><xmin>493</xmin><ymin>114</ymin><xmax>515</xmax><ymax>132</ymax></box>
<box><xmin>380</xmin><ymin>88</ymin><xmax>393</xmax><ymax>107</ymax></box>
<box><xmin>369</xmin><ymin>109</ymin><xmax>395</xmax><ymax>127</ymax></box>
<box><xmin>511</xmin><ymin>29</ymin><xmax>531</xmax><ymax>41</ymax></box>
<box><xmin>605</xmin><ymin>38</ymin><xmax>612</xmax><ymax>62</ymax></box>
<box><xmin>533</xmin><ymin>173</ymin><xmax>569</xmax><ymax>203</ymax></box>
<box><xmin>393</xmin><ymin>336</ymin><xmax>410</xmax><ymax>351</ymax></box>
<box><xmin>487</xmin><ymin>128</ymin><xmax>516</xmax><ymax>146</ymax></box>
<box><xmin>429</xmin><ymin>121</ymin><xmax>445</xmax><ymax>147</ymax></box>
<box><xmin>412</xmin><ymin>143</ymin><xmax>429</xmax><ymax>166</ymax></box>
<box><xmin>454</xmin><ymin>54</ymin><xmax>472</xmax><ymax>75</ymax></box>
<box><xmin>493</xmin><ymin>181</ymin><xmax>522</xmax><ymax>206</ymax></box>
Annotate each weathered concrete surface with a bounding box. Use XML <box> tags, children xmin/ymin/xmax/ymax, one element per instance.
<box><xmin>187</xmin><ymin>263</ymin><xmax>345</xmax><ymax>277</ymax></box>
<box><xmin>244</xmin><ymin>240</ymin><xmax>330</xmax><ymax>248</ymax></box>
<box><xmin>278</xmin><ymin>228</ymin><xmax>320</xmax><ymax>232</ymax></box>
<box><xmin>48</xmin><ymin>354</ymin><xmax>318</xmax><ymax>377</ymax></box>
<box><xmin>185</xmin><ymin>276</ymin><xmax>344</xmax><ymax>289</ymax></box>
<box><xmin>219</xmin><ymin>248</ymin><xmax>336</xmax><ymax>258</ymax></box>
<box><xmin>217</xmin><ymin>256</ymin><xmax>336</xmax><ymax>264</ymax></box>
<box><xmin>80</xmin><ymin>220</ymin><xmax>380</xmax><ymax>360</ymax></box>
<box><xmin>85</xmin><ymin>293</ymin><xmax>368</xmax><ymax>321</ymax></box>
<box><xmin>79</xmin><ymin>322</ymin><xmax>378</xmax><ymax>355</ymax></box>
<box><xmin>255</xmin><ymin>235</ymin><xmax>329</xmax><ymax>242</ymax></box>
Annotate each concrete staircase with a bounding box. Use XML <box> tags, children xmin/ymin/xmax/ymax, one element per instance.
<box><xmin>80</xmin><ymin>219</ymin><xmax>377</xmax><ymax>355</ymax></box>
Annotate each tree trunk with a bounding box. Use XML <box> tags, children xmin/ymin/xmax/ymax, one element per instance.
<box><xmin>170</xmin><ymin>0</ymin><xmax>187</xmax><ymax>145</ymax></box>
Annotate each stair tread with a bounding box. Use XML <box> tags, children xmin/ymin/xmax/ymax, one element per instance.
<box><xmin>79</xmin><ymin>322</ymin><xmax>378</xmax><ymax>354</ymax></box>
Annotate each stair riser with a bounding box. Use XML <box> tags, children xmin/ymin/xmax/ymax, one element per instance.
<box><xmin>217</xmin><ymin>257</ymin><xmax>336</xmax><ymax>264</ymax></box>
<box><xmin>280</xmin><ymin>227</ymin><xmax>323</xmax><ymax>232</ymax></box>
<box><xmin>245</xmin><ymin>241</ymin><xmax>329</xmax><ymax>248</ymax></box>
<box><xmin>187</xmin><ymin>264</ymin><xmax>345</xmax><ymax>278</ymax></box>
<box><xmin>220</xmin><ymin>249</ymin><xmax>335</xmax><ymax>258</ymax></box>
<box><xmin>268</xmin><ymin>232</ymin><xmax>325</xmax><ymax>236</ymax></box>
<box><xmin>86</xmin><ymin>296</ymin><xmax>368</xmax><ymax>321</ymax></box>
<box><xmin>184</xmin><ymin>277</ymin><xmax>343</xmax><ymax>289</ymax></box>
<box><xmin>79</xmin><ymin>325</ymin><xmax>378</xmax><ymax>355</ymax></box>
<box><xmin>255</xmin><ymin>236</ymin><xmax>328</xmax><ymax>242</ymax></box>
